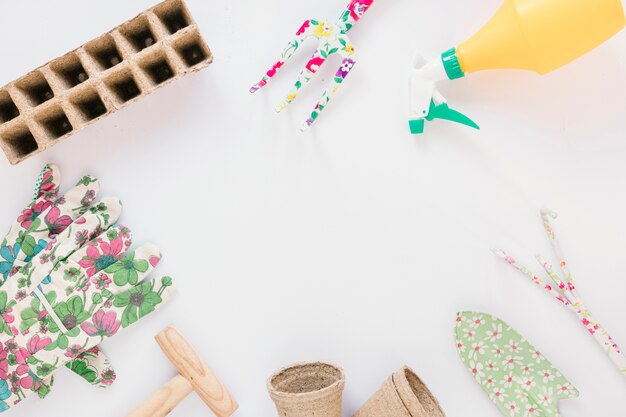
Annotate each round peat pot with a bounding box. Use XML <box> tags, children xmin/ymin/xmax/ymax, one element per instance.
<box><xmin>267</xmin><ymin>362</ymin><xmax>345</xmax><ymax>417</ymax></box>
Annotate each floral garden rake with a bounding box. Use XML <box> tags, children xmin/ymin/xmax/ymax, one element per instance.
<box><xmin>493</xmin><ymin>209</ymin><xmax>626</xmax><ymax>377</ymax></box>
<box><xmin>249</xmin><ymin>0</ymin><xmax>375</xmax><ymax>131</ymax></box>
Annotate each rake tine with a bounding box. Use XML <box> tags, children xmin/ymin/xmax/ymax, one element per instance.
<box><xmin>301</xmin><ymin>56</ymin><xmax>356</xmax><ymax>131</ymax></box>
<box><xmin>249</xmin><ymin>20</ymin><xmax>315</xmax><ymax>93</ymax></box>
<box><xmin>276</xmin><ymin>52</ymin><xmax>327</xmax><ymax>112</ymax></box>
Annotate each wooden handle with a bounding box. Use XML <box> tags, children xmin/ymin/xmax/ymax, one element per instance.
<box><xmin>126</xmin><ymin>374</ymin><xmax>194</xmax><ymax>417</ymax></box>
<box><xmin>155</xmin><ymin>325</ymin><xmax>239</xmax><ymax>417</ymax></box>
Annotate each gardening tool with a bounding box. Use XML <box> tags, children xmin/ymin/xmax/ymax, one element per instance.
<box><xmin>0</xmin><ymin>204</ymin><xmax>176</xmax><ymax>411</ymax></box>
<box><xmin>455</xmin><ymin>312</ymin><xmax>579</xmax><ymax>417</ymax></box>
<box><xmin>494</xmin><ymin>208</ymin><xmax>626</xmax><ymax>377</ymax></box>
<box><xmin>409</xmin><ymin>0</ymin><xmax>625</xmax><ymax>133</ymax></box>
<box><xmin>250</xmin><ymin>0</ymin><xmax>375</xmax><ymax>131</ymax></box>
<box><xmin>126</xmin><ymin>325</ymin><xmax>238</xmax><ymax>417</ymax></box>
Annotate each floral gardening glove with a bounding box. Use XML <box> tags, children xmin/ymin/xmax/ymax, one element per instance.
<box><xmin>0</xmin><ymin>220</ymin><xmax>174</xmax><ymax>411</ymax></box>
<box><xmin>0</xmin><ymin>164</ymin><xmax>120</xmax><ymax>395</ymax></box>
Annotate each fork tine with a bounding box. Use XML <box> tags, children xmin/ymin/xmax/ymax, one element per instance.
<box><xmin>250</xmin><ymin>21</ymin><xmax>315</xmax><ymax>93</ymax></box>
<box><xmin>301</xmin><ymin>56</ymin><xmax>356</xmax><ymax>131</ymax></box>
<box><xmin>275</xmin><ymin>53</ymin><xmax>326</xmax><ymax>112</ymax></box>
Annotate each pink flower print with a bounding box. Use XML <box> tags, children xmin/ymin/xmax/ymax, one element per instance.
<box><xmin>266</xmin><ymin>61</ymin><xmax>283</xmax><ymax>78</ymax></box>
<box><xmin>0</xmin><ymin>307</ymin><xmax>14</xmax><ymax>326</ymax></box>
<box><xmin>75</xmin><ymin>217</ymin><xmax>86</xmax><ymax>225</ymax></box>
<box><xmin>87</xmin><ymin>346</ymin><xmax>100</xmax><ymax>355</ymax></box>
<box><xmin>38</xmin><ymin>169</ymin><xmax>56</xmax><ymax>198</ymax></box>
<box><xmin>537</xmin><ymin>387</ymin><xmax>553</xmax><ymax>405</ymax></box>
<box><xmin>485</xmin><ymin>360</ymin><xmax>498</xmax><ymax>373</ymax></box>
<box><xmin>45</xmin><ymin>238</ymin><xmax>56</xmax><ymax>251</ymax></box>
<box><xmin>505</xmin><ymin>401</ymin><xmax>519</xmax><ymax>415</ymax></box>
<box><xmin>541</xmin><ymin>369</ymin><xmax>555</xmax><ymax>383</ymax></box>
<box><xmin>305</xmin><ymin>56</ymin><xmax>325</xmax><ymax>73</ymax></box>
<box><xmin>75</xmin><ymin>230</ymin><xmax>89</xmax><ymax>246</ymax></box>
<box><xmin>469</xmin><ymin>342</ymin><xmax>485</xmax><ymax>359</ymax></box>
<box><xmin>468</xmin><ymin>360</ymin><xmax>485</xmax><ymax>383</ymax></box>
<box><xmin>17</xmin><ymin>201</ymin><xmax>53</xmax><ymax>229</ymax></box>
<box><xmin>469</xmin><ymin>317</ymin><xmax>483</xmax><ymax>329</ymax></box>
<box><xmin>80</xmin><ymin>189</ymin><xmax>96</xmax><ymax>207</ymax></box>
<box><xmin>502</xmin><ymin>355</ymin><xmax>522</xmax><ymax>370</ymax></box>
<box><xmin>505</xmin><ymin>339</ymin><xmax>522</xmax><ymax>353</ymax></box>
<box><xmin>92</xmin><ymin>273</ymin><xmax>112</xmax><ymax>290</ymax></box>
<box><xmin>490</xmin><ymin>386</ymin><xmax>506</xmax><ymax>403</ymax></box>
<box><xmin>16</xmin><ymin>364</ymin><xmax>33</xmax><ymax>389</ymax></box>
<box><xmin>79</xmin><ymin>238</ymin><xmax>126</xmax><ymax>278</ymax></box>
<box><xmin>101</xmin><ymin>368</ymin><xmax>116</xmax><ymax>385</ymax></box>
<box><xmin>65</xmin><ymin>344</ymin><xmax>84</xmax><ymax>358</ymax></box>
<box><xmin>518</xmin><ymin>376</ymin><xmax>535</xmax><ymax>391</ymax></box>
<box><xmin>515</xmin><ymin>388</ymin><xmax>529</xmax><ymax>403</ymax></box>
<box><xmin>492</xmin><ymin>347</ymin><xmax>504</xmax><ymax>358</ymax></box>
<box><xmin>26</xmin><ymin>335</ymin><xmax>51</xmax><ymax>355</ymax></box>
<box><xmin>80</xmin><ymin>310</ymin><xmax>121</xmax><ymax>337</ymax></box>
<box><xmin>520</xmin><ymin>363</ymin><xmax>533</xmax><ymax>375</ymax></box>
<box><xmin>524</xmin><ymin>404</ymin><xmax>539</xmax><ymax>416</ymax></box>
<box><xmin>456</xmin><ymin>341</ymin><xmax>465</xmax><ymax>352</ymax></box>
<box><xmin>559</xmin><ymin>384</ymin><xmax>576</xmax><ymax>397</ymax></box>
<box><xmin>296</xmin><ymin>20</ymin><xmax>310</xmax><ymax>36</ymax></box>
<box><xmin>149</xmin><ymin>255</ymin><xmax>161</xmax><ymax>268</ymax></box>
<box><xmin>486</xmin><ymin>323</ymin><xmax>503</xmax><ymax>342</ymax></box>
<box><xmin>348</xmin><ymin>0</ymin><xmax>373</xmax><ymax>21</ymax></box>
<box><xmin>501</xmin><ymin>374</ymin><xmax>514</xmax><ymax>388</ymax></box>
<box><xmin>0</xmin><ymin>345</ymin><xmax>8</xmax><ymax>380</ymax></box>
<box><xmin>44</xmin><ymin>207</ymin><xmax>73</xmax><ymax>236</ymax></box>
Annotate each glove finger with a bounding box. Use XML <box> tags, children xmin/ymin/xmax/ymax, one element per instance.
<box><xmin>65</xmin><ymin>346</ymin><xmax>116</xmax><ymax>387</ymax></box>
<box><xmin>9</xmin><ymin>175</ymin><xmax>101</xmax><ymax>268</ymax></box>
<box><xmin>32</xmin><ymin>163</ymin><xmax>61</xmax><ymax>204</ymax></box>
<box><xmin>66</xmin><ymin>224</ymin><xmax>132</xmax><ymax>280</ymax></box>
<box><xmin>0</xmin><ymin>278</ymin><xmax>174</xmax><ymax>409</ymax></box>
<box><xmin>101</xmin><ymin>243</ymin><xmax>162</xmax><ymax>295</ymax></box>
<box><xmin>5</xmin><ymin>198</ymin><xmax>123</xmax><ymax>300</ymax></box>
<box><xmin>0</xmin><ymin>164</ymin><xmax>62</xmax><ymax>281</ymax></box>
<box><xmin>77</xmin><ymin>276</ymin><xmax>175</xmax><ymax>341</ymax></box>
<box><xmin>112</xmin><ymin>276</ymin><xmax>175</xmax><ymax>330</ymax></box>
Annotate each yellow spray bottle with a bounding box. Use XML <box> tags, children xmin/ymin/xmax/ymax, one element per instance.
<box><xmin>409</xmin><ymin>0</ymin><xmax>626</xmax><ymax>134</ymax></box>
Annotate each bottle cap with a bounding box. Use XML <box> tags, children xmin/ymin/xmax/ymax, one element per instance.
<box><xmin>441</xmin><ymin>48</ymin><xmax>464</xmax><ymax>80</ymax></box>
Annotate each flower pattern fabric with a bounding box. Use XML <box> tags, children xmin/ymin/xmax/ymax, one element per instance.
<box><xmin>0</xmin><ymin>212</ymin><xmax>174</xmax><ymax>411</ymax></box>
<box><xmin>456</xmin><ymin>312</ymin><xmax>578</xmax><ymax>417</ymax></box>
<box><xmin>494</xmin><ymin>209</ymin><xmax>626</xmax><ymax>377</ymax></box>
<box><xmin>249</xmin><ymin>0</ymin><xmax>375</xmax><ymax>131</ymax></box>
<box><xmin>0</xmin><ymin>165</ymin><xmax>118</xmax><ymax>396</ymax></box>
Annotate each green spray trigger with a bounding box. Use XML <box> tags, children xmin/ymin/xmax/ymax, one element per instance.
<box><xmin>409</xmin><ymin>99</ymin><xmax>480</xmax><ymax>134</ymax></box>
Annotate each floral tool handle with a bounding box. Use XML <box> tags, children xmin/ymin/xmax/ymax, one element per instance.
<box><xmin>249</xmin><ymin>0</ymin><xmax>375</xmax><ymax>131</ymax></box>
<box><xmin>494</xmin><ymin>209</ymin><xmax>626</xmax><ymax>376</ymax></box>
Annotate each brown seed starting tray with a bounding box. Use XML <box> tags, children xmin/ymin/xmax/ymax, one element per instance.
<box><xmin>0</xmin><ymin>0</ymin><xmax>212</xmax><ymax>165</ymax></box>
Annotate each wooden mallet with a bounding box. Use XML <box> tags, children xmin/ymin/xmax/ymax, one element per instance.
<box><xmin>127</xmin><ymin>325</ymin><xmax>238</xmax><ymax>417</ymax></box>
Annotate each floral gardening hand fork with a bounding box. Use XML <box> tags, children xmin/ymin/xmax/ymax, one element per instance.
<box><xmin>494</xmin><ymin>209</ymin><xmax>626</xmax><ymax>377</ymax></box>
<box><xmin>249</xmin><ymin>0</ymin><xmax>375</xmax><ymax>131</ymax></box>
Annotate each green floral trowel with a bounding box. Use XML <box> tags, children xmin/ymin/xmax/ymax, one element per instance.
<box><xmin>455</xmin><ymin>312</ymin><xmax>578</xmax><ymax>417</ymax></box>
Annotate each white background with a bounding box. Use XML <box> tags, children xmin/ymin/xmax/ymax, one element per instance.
<box><xmin>1</xmin><ymin>0</ymin><xmax>626</xmax><ymax>416</ymax></box>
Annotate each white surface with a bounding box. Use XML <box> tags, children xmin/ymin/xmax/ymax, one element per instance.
<box><xmin>1</xmin><ymin>0</ymin><xmax>626</xmax><ymax>416</ymax></box>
